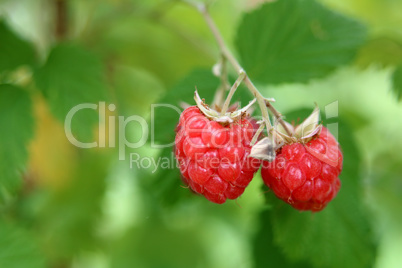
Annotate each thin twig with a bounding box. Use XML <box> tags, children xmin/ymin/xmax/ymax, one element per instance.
<box><xmin>251</xmin><ymin>122</ymin><xmax>265</xmax><ymax>146</ymax></box>
<box><xmin>211</xmin><ymin>56</ymin><xmax>230</xmax><ymax>108</ymax></box>
<box><xmin>201</xmin><ymin>3</ymin><xmax>296</xmax><ymax>136</ymax></box>
<box><xmin>194</xmin><ymin>4</ymin><xmax>272</xmax><ymax>130</ymax></box>
<box><xmin>220</xmin><ymin>56</ymin><xmax>230</xmax><ymax>91</ymax></box>
<box><xmin>198</xmin><ymin>5</ymin><xmax>242</xmax><ymax>74</ymax></box>
<box><xmin>55</xmin><ymin>0</ymin><xmax>68</xmax><ymax>40</ymax></box>
<box><xmin>265</xmin><ymin>100</ymin><xmax>293</xmax><ymax>136</ymax></box>
<box><xmin>185</xmin><ymin>1</ymin><xmax>292</xmax><ymax>136</ymax></box>
<box><xmin>221</xmin><ymin>71</ymin><xmax>246</xmax><ymax>114</ymax></box>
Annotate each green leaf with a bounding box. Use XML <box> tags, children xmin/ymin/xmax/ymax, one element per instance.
<box><xmin>235</xmin><ymin>0</ymin><xmax>367</xmax><ymax>85</ymax></box>
<box><xmin>265</xmin><ymin>109</ymin><xmax>376</xmax><ymax>268</ymax></box>
<box><xmin>0</xmin><ymin>221</ymin><xmax>45</xmax><ymax>268</ymax></box>
<box><xmin>0</xmin><ymin>20</ymin><xmax>36</xmax><ymax>73</ymax></box>
<box><xmin>392</xmin><ymin>64</ymin><xmax>402</xmax><ymax>101</ymax></box>
<box><xmin>152</xmin><ymin>69</ymin><xmax>219</xmax><ymax>145</ymax></box>
<box><xmin>0</xmin><ymin>84</ymin><xmax>34</xmax><ymax>191</ymax></box>
<box><xmin>34</xmin><ymin>44</ymin><xmax>109</xmax><ymax>142</ymax></box>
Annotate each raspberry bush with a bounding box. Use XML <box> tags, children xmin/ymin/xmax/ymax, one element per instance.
<box><xmin>171</xmin><ymin>2</ymin><xmax>347</xmax><ymax>211</ymax></box>
<box><xmin>0</xmin><ymin>0</ymin><xmax>386</xmax><ymax>267</ymax></box>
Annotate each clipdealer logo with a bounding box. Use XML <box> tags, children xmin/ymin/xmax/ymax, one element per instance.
<box><xmin>64</xmin><ymin>102</ymin><xmax>181</xmax><ymax>155</ymax></box>
<box><xmin>64</xmin><ymin>101</ymin><xmax>340</xmax><ymax>171</ymax></box>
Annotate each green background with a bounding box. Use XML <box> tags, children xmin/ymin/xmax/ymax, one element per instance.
<box><xmin>0</xmin><ymin>0</ymin><xmax>401</xmax><ymax>267</ymax></box>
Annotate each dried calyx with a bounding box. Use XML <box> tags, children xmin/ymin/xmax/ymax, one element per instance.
<box><xmin>274</xmin><ymin>105</ymin><xmax>322</xmax><ymax>144</ymax></box>
<box><xmin>249</xmin><ymin>106</ymin><xmax>322</xmax><ymax>161</ymax></box>
<box><xmin>194</xmin><ymin>90</ymin><xmax>256</xmax><ymax>124</ymax></box>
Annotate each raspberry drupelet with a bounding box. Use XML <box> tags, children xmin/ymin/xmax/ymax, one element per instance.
<box><xmin>261</xmin><ymin>127</ymin><xmax>343</xmax><ymax>212</ymax></box>
<box><xmin>175</xmin><ymin>106</ymin><xmax>261</xmax><ymax>204</ymax></box>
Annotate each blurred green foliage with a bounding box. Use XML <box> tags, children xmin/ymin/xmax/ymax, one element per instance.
<box><xmin>0</xmin><ymin>0</ymin><xmax>402</xmax><ymax>268</ymax></box>
<box><xmin>0</xmin><ymin>84</ymin><xmax>33</xmax><ymax>193</ymax></box>
<box><xmin>0</xmin><ymin>220</ymin><xmax>45</xmax><ymax>268</ymax></box>
<box><xmin>34</xmin><ymin>44</ymin><xmax>109</xmax><ymax>142</ymax></box>
<box><xmin>0</xmin><ymin>20</ymin><xmax>36</xmax><ymax>72</ymax></box>
<box><xmin>392</xmin><ymin>64</ymin><xmax>402</xmax><ymax>100</ymax></box>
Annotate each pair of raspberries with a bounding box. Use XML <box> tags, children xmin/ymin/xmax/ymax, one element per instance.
<box><xmin>175</xmin><ymin>106</ymin><xmax>343</xmax><ymax>212</ymax></box>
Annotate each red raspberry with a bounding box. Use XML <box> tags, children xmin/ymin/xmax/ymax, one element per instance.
<box><xmin>175</xmin><ymin>106</ymin><xmax>261</xmax><ymax>204</ymax></box>
<box><xmin>261</xmin><ymin>127</ymin><xmax>343</xmax><ymax>212</ymax></box>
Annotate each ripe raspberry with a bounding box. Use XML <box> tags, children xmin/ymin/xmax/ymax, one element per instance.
<box><xmin>175</xmin><ymin>106</ymin><xmax>261</xmax><ymax>204</ymax></box>
<box><xmin>261</xmin><ymin>127</ymin><xmax>343</xmax><ymax>212</ymax></box>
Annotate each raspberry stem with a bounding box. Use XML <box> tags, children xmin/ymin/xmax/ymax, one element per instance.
<box><xmin>220</xmin><ymin>70</ymin><xmax>246</xmax><ymax>115</ymax></box>
<box><xmin>186</xmin><ymin>1</ymin><xmax>293</xmax><ymax>137</ymax></box>
<box><xmin>265</xmin><ymin>99</ymin><xmax>293</xmax><ymax>136</ymax></box>
<box><xmin>211</xmin><ymin>56</ymin><xmax>231</xmax><ymax>109</ymax></box>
